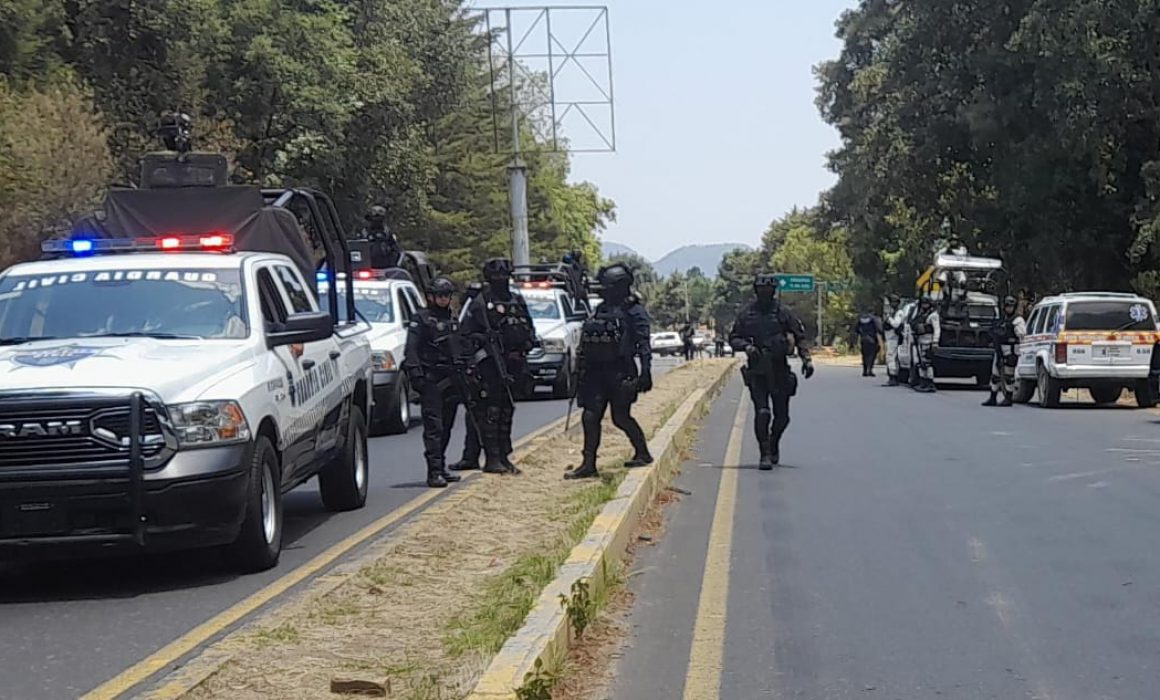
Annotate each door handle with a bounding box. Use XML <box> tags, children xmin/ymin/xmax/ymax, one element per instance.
<box><xmin>302</xmin><ymin>359</ymin><xmax>316</xmax><ymax>370</ymax></box>
<box><xmin>329</xmin><ymin>350</ymin><xmax>341</xmax><ymax>360</ymax></box>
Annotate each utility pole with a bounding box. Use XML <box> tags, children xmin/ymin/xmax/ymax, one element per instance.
<box><xmin>684</xmin><ymin>277</ymin><xmax>690</xmax><ymax>324</ymax></box>
<box><xmin>816</xmin><ymin>282</ymin><xmax>824</xmax><ymax>347</ymax></box>
<box><xmin>506</xmin><ymin>8</ymin><xmax>530</xmax><ymax>267</ymax></box>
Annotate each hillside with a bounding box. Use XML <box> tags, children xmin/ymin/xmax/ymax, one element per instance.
<box><xmin>601</xmin><ymin>240</ymin><xmax>640</xmax><ymax>259</ymax></box>
<box><xmin>653</xmin><ymin>243</ymin><xmax>753</xmax><ymax>278</ymax></box>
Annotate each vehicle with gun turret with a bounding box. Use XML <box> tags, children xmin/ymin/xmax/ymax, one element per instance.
<box><xmin>898</xmin><ymin>250</ymin><xmax>1003</xmax><ymax>386</ymax></box>
<box><xmin>0</xmin><ymin>114</ymin><xmax>374</xmax><ymax>572</ymax></box>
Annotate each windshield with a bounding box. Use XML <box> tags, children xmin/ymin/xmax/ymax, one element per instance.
<box><xmin>526</xmin><ymin>297</ymin><xmax>562</xmax><ymax>320</ymax></box>
<box><xmin>969</xmin><ymin>303</ymin><xmax>997</xmax><ymax>319</ymax></box>
<box><xmin>319</xmin><ymin>288</ymin><xmax>396</xmax><ymax>324</ymax></box>
<box><xmin>0</xmin><ymin>268</ymin><xmax>247</xmax><ymax>342</ymax></box>
<box><xmin>1064</xmin><ymin>300</ymin><xmax>1156</xmax><ymax>331</ymax></box>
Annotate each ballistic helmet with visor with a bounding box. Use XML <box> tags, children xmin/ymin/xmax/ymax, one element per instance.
<box><xmin>481</xmin><ymin>258</ymin><xmax>513</xmax><ymax>280</ymax></box>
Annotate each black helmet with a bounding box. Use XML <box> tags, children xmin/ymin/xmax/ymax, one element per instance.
<box><xmin>366</xmin><ymin>205</ymin><xmax>387</xmax><ymax>222</ymax></box>
<box><xmin>429</xmin><ymin>277</ymin><xmax>455</xmax><ymax>297</ymax></box>
<box><xmin>482</xmin><ymin>257</ymin><xmax>513</xmax><ymax>280</ymax></box>
<box><xmin>754</xmin><ymin>273</ymin><xmax>779</xmax><ymax>291</ymax></box>
<box><xmin>596</xmin><ymin>263</ymin><xmax>633</xmax><ymax>289</ymax></box>
<box><xmin>1003</xmin><ymin>295</ymin><xmax>1017</xmax><ymax>309</ymax></box>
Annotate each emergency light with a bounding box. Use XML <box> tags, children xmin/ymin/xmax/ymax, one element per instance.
<box><xmin>41</xmin><ymin>233</ymin><xmax>235</xmax><ymax>256</ymax></box>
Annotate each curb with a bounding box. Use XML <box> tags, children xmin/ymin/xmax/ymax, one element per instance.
<box><xmin>466</xmin><ymin>359</ymin><xmax>739</xmax><ymax>699</ymax></box>
<box><xmin>133</xmin><ymin>413</ymin><xmax>574</xmax><ymax>700</ymax></box>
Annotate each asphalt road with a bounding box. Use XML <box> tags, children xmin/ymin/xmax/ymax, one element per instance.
<box><xmin>613</xmin><ymin>367</ymin><xmax>1160</xmax><ymax>700</ymax></box>
<box><xmin>0</xmin><ymin>359</ymin><xmax>677</xmax><ymax>700</ymax></box>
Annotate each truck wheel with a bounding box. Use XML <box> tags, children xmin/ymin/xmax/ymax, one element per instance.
<box><xmin>1090</xmin><ymin>386</ymin><xmax>1122</xmax><ymax>405</ymax></box>
<box><xmin>223</xmin><ymin>435</ymin><xmax>283</xmax><ymax>573</ymax></box>
<box><xmin>1013</xmin><ymin>378</ymin><xmax>1035</xmax><ymax>404</ymax></box>
<box><xmin>1134</xmin><ymin>380</ymin><xmax>1157</xmax><ymax>408</ymax></box>
<box><xmin>378</xmin><ymin>377</ymin><xmax>411</xmax><ymax>435</ymax></box>
<box><xmin>320</xmin><ymin>405</ymin><xmax>369</xmax><ymax>512</ymax></box>
<box><xmin>552</xmin><ymin>356</ymin><xmax>574</xmax><ymax>400</ymax></box>
<box><xmin>1037</xmin><ymin>365</ymin><xmax>1061</xmax><ymax>408</ymax></box>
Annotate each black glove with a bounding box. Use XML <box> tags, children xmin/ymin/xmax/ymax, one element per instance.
<box><xmin>638</xmin><ymin>369</ymin><xmax>653</xmax><ymax>393</ymax></box>
<box><xmin>802</xmin><ymin>359</ymin><xmax>815</xmax><ymax>379</ymax></box>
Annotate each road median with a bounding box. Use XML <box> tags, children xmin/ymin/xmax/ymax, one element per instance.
<box><xmin>145</xmin><ymin>358</ymin><xmax>736</xmax><ymax>700</ymax></box>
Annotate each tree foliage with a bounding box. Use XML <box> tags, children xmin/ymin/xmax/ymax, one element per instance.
<box><xmin>0</xmin><ymin>0</ymin><xmax>613</xmax><ymax>277</ymax></box>
<box><xmin>816</xmin><ymin>0</ymin><xmax>1160</xmax><ymax>302</ymax></box>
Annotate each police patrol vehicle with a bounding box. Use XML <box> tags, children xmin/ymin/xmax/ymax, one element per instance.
<box><xmin>0</xmin><ymin>115</ymin><xmax>373</xmax><ymax>572</ymax></box>
<box><xmin>513</xmin><ymin>262</ymin><xmax>592</xmax><ymax>399</ymax></box>
<box><xmin>1014</xmin><ymin>292</ymin><xmax>1160</xmax><ymax>408</ymax></box>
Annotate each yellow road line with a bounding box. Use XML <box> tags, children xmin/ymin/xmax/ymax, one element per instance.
<box><xmin>81</xmin><ymin>414</ymin><xmax>567</xmax><ymax>700</ymax></box>
<box><xmin>682</xmin><ymin>392</ymin><xmax>748</xmax><ymax>700</ymax></box>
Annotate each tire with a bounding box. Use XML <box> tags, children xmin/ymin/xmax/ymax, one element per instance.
<box><xmin>1013</xmin><ymin>378</ymin><xmax>1035</xmax><ymax>404</ymax></box>
<box><xmin>223</xmin><ymin>435</ymin><xmax>283</xmax><ymax>573</ymax></box>
<box><xmin>552</xmin><ymin>356</ymin><xmax>574</xmax><ymax>400</ymax></box>
<box><xmin>1135</xmin><ymin>380</ymin><xmax>1157</xmax><ymax>408</ymax></box>
<box><xmin>320</xmin><ymin>405</ymin><xmax>370</xmax><ymax>512</ymax></box>
<box><xmin>378</xmin><ymin>377</ymin><xmax>411</xmax><ymax>436</ymax></box>
<box><xmin>1090</xmin><ymin>385</ymin><xmax>1122</xmax><ymax>405</ymax></box>
<box><xmin>1037</xmin><ymin>364</ymin><xmax>1061</xmax><ymax>408</ymax></box>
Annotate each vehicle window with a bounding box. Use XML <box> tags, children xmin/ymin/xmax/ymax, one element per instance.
<box><xmin>1044</xmin><ymin>305</ymin><xmax>1061</xmax><ymax>334</ymax></box>
<box><xmin>969</xmin><ymin>303</ymin><xmax>997</xmax><ymax>320</ymax></box>
<box><xmin>317</xmin><ymin>287</ymin><xmax>396</xmax><ymax>324</ymax></box>
<box><xmin>274</xmin><ymin>265</ymin><xmax>316</xmax><ymax>314</ymax></box>
<box><xmin>397</xmin><ymin>290</ymin><xmax>413</xmax><ymax>322</ymax></box>
<box><xmin>527</xmin><ymin>297</ymin><xmax>562</xmax><ymax>320</ymax></box>
<box><xmin>0</xmin><ymin>268</ymin><xmax>249</xmax><ymax>341</ymax></box>
<box><xmin>405</xmin><ymin>286</ymin><xmax>425</xmax><ymax>310</ymax></box>
<box><xmin>257</xmin><ymin>268</ymin><xmax>288</xmax><ymax>325</ymax></box>
<box><xmin>1029</xmin><ymin>308</ymin><xmax>1045</xmax><ymax>335</ymax></box>
<box><xmin>1064</xmin><ymin>300</ymin><xmax>1156</xmax><ymax>331</ymax></box>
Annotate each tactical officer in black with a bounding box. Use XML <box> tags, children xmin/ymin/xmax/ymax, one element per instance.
<box><xmin>730</xmin><ymin>273</ymin><xmax>814</xmax><ymax>469</ymax></box>
<box><xmin>402</xmin><ymin>277</ymin><xmax>465</xmax><ymax>488</ymax></box>
<box><xmin>565</xmin><ymin>263</ymin><xmax>653</xmax><ymax>480</ymax></box>
<box><xmin>458</xmin><ymin>258</ymin><xmax>537</xmax><ymax>474</ymax></box>
<box><xmin>358</xmin><ymin>205</ymin><xmax>404</xmax><ymax>269</ymax></box>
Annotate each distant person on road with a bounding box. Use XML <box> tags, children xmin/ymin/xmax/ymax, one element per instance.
<box><xmin>565</xmin><ymin>263</ymin><xmax>653</xmax><ymax>480</ymax></box>
<box><xmin>910</xmin><ymin>294</ymin><xmax>940</xmax><ymax>393</ymax></box>
<box><xmin>882</xmin><ymin>294</ymin><xmax>906</xmax><ymax>386</ymax></box>
<box><xmin>983</xmin><ymin>295</ymin><xmax>1027</xmax><ymax>407</ymax></box>
<box><xmin>714</xmin><ymin>333</ymin><xmax>726</xmax><ymax>358</ymax></box>
<box><xmin>852</xmin><ymin>309</ymin><xmax>883</xmax><ymax>378</ymax></box>
<box><xmin>357</xmin><ymin>205</ymin><xmax>404</xmax><ymax>269</ymax></box>
<box><xmin>402</xmin><ymin>277</ymin><xmax>464</xmax><ymax>488</ymax></box>
<box><xmin>680</xmin><ymin>323</ymin><xmax>695</xmax><ymax>361</ymax></box>
<box><xmin>730</xmin><ymin>273</ymin><xmax>814</xmax><ymax>469</ymax></box>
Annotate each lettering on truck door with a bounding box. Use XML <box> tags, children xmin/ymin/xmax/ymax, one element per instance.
<box><xmin>272</xmin><ymin>264</ymin><xmax>345</xmax><ymax>467</ymax></box>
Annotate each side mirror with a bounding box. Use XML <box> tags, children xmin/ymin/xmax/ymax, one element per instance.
<box><xmin>267</xmin><ymin>311</ymin><xmax>334</xmax><ymax>348</ymax></box>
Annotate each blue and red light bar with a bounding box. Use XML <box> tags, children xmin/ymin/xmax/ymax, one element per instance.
<box><xmin>42</xmin><ymin>233</ymin><xmax>235</xmax><ymax>256</ymax></box>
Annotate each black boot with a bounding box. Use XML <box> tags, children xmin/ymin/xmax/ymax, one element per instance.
<box><xmin>482</xmin><ymin>454</ymin><xmax>507</xmax><ymax>474</ymax></box>
<box><xmin>448</xmin><ymin>459</ymin><xmax>479</xmax><ymax>471</ymax></box>
<box><xmin>1000</xmin><ymin>393</ymin><xmax>1013</xmax><ymax>407</ymax></box>
<box><xmin>427</xmin><ymin>469</ymin><xmax>448</xmax><ymax>488</ymax></box>
<box><xmin>886</xmin><ymin>376</ymin><xmax>899</xmax><ymax>387</ymax></box>
<box><xmin>565</xmin><ymin>454</ymin><xmax>600</xmax><ymax>480</ymax></box>
<box><xmin>500</xmin><ymin>454</ymin><xmax>522</xmax><ymax>475</ymax></box>
<box><xmin>441</xmin><ymin>467</ymin><xmax>461</xmax><ymax>483</ymax></box>
<box><xmin>759</xmin><ymin>441</ymin><xmax>774</xmax><ymax>470</ymax></box>
<box><xmin>982</xmin><ymin>392</ymin><xmax>998</xmax><ymax>406</ymax></box>
<box><xmin>625</xmin><ymin>453</ymin><xmax>653</xmax><ymax>468</ymax></box>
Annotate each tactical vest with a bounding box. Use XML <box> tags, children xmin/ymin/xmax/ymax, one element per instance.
<box><xmin>581</xmin><ymin>306</ymin><xmax>631</xmax><ymax>365</ymax></box>
<box><xmin>420</xmin><ymin>312</ymin><xmax>460</xmax><ymax>368</ymax></box>
<box><xmin>996</xmin><ymin>318</ymin><xmax>1020</xmax><ymax>345</ymax></box>
<box><xmin>485</xmin><ymin>294</ymin><xmax>534</xmax><ymax>350</ymax></box>
<box><xmin>911</xmin><ymin>312</ymin><xmax>933</xmax><ymax>336</ymax></box>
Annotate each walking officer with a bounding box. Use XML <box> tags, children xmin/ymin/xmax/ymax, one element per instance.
<box><xmin>565</xmin><ymin>263</ymin><xmax>653</xmax><ymax>480</ymax></box>
<box><xmin>729</xmin><ymin>273</ymin><xmax>814</xmax><ymax>469</ymax></box>
<box><xmin>910</xmin><ymin>294</ymin><xmax>940</xmax><ymax>393</ymax></box>
<box><xmin>402</xmin><ymin>277</ymin><xmax>465</xmax><ymax>488</ymax></box>
<box><xmin>883</xmin><ymin>293</ymin><xmax>906</xmax><ymax>386</ymax></box>
<box><xmin>983</xmin><ymin>295</ymin><xmax>1026</xmax><ymax>406</ymax></box>
<box><xmin>458</xmin><ymin>258</ymin><xmax>537</xmax><ymax>474</ymax></box>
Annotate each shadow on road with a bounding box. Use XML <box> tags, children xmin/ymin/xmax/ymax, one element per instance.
<box><xmin>0</xmin><ymin>493</ymin><xmax>336</xmax><ymax>604</ymax></box>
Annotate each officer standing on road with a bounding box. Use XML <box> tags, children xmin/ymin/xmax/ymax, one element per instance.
<box><xmin>730</xmin><ymin>274</ymin><xmax>814</xmax><ymax>469</ymax></box>
<box><xmin>883</xmin><ymin>294</ymin><xmax>906</xmax><ymax>386</ymax></box>
<box><xmin>852</xmin><ymin>309</ymin><xmax>883</xmax><ymax>378</ymax></box>
<box><xmin>680</xmin><ymin>323</ymin><xmax>696</xmax><ymax>361</ymax></box>
<box><xmin>457</xmin><ymin>258</ymin><xmax>537</xmax><ymax>474</ymax></box>
<box><xmin>911</xmin><ymin>294</ymin><xmax>940</xmax><ymax>393</ymax></box>
<box><xmin>359</xmin><ymin>205</ymin><xmax>404</xmax><ymax>269</ymax></box>
<box><xmin>565</xmin><ymin>263</ymin><xmax>653</xmax><ymax>480</ymax></box>
<box><xmin>402</xmin><ymin>277</ymin><xmax>465</xmax><ymax>488</ymax></box>
<box><xmin>983</xmin><ymin>295</ymin><xmax>1026</xmax><ymax>407</ymax></box>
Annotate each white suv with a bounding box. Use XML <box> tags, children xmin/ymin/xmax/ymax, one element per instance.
<box><xmin>1015</xmin><ymin>292</ymin><xmax>1160</xmax><ymax>407</ymax></box>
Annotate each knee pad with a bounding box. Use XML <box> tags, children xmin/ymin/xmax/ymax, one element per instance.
<box><xmin>755</xmin><ymin>407</ymin><xmax>772</xmax><ymax>421</ymax></box>
<box><xmin>486</xmin><ymin>406</ymin><xmax>501</xmax><ymax>424</ymax></box>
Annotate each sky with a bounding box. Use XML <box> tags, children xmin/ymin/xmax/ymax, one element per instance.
<box><xmin>471</xmin><ymin>0</ymin><xmax>857</xmax><ymax>261</ymax></box>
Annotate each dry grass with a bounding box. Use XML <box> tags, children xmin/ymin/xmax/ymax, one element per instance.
<box><xmin>186</xmin><ymin>358</ymin><xmax>735</xmax><ymax>700</ymax></box>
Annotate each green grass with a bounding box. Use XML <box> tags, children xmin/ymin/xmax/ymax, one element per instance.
<box><xmin>251</xmin><ymin>623</ymin><xmax>300</xmax><ymax>648</ymax></box>
<box><xmin>443</xmin><ymin>473</ymin><xmax>623</xmax><ymax>658</ymax></box>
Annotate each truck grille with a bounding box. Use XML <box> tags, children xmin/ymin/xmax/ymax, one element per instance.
<box><xmin>0</xmin><ymin>393</ymin><xmax>170</xmax><ymax>470</ymax></box>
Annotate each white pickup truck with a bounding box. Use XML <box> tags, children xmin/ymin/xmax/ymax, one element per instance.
<box><xmin>318</xmin><ymin>272</ymin><xmax>425</xmax><ymax>434</ymax></box>
<box><xmin>0</xmin><ymin>171</ymin><xmax>374</xmax><ymax>573</ymax></box>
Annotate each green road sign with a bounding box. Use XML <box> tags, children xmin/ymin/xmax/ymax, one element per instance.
<box><xmin>824</xmin><ymin>280</ymin><xmax>853</xmax><ymax>292</ymax></box>
<box><xmin>775</xmin><ymin>273</ymin><xmax>815</xmax><ymax>293</ymax></box>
